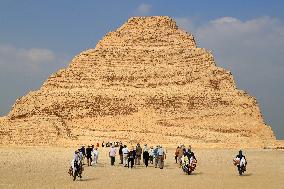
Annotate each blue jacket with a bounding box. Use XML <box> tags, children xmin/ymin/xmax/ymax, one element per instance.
<box><xmin>153</xmin><ymin>148</ymin><xmax>158</xmax><ymax>157</ymax></box>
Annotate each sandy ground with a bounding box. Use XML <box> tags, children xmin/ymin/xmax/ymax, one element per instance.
<box><xmin>0</xmin><ymin>147</ymin><xmax>283</xmax><ymax>189</ymax></box>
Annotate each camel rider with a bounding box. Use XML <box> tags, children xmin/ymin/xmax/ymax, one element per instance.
<box><xmin>235</xmin><ymin>150</ymin><xmax>247</xmax><ymax>169</ymax></box>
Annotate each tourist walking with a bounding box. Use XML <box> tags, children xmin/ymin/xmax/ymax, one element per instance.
<box><xmin>175</xmin><ymin>146</ymin><xmax>180</xmax><ymax>163</ymax></box>
<box><xmin>70</xmin><ymin>151</ymin><xmax>78</xmax><ymax>177</ymax></box>
<box><xmin>157</xmin><ymin>145</ymin><xmax>166</xmax><ymax>169</ymax></box>
<box><xmin>119</xmin><ymin>143</ymin><xmax>123</xmax><ymax>164</ymax></box>
<box><xmin>109</xmin><ymin>145</ymin><xmax>116</xmax><ymax>166</ymax></box>
<box><xmin>143</xmin><ymin>147</ymin><xmax>150</xmax><ymax>167</ymax></box>
<box><xmin>122</xmin><ymin>145</ymin><xmax>129</xmax><ymax>167</ymax></box>
<box><xmin>153</xmin><ymin>146</ymin><xmax>159</xmax><ymax>168</ymax></box>
<box><xmin>80</xmin><ymin>145</ymin><xmax>85</xmax><ymax>164</ymax></box>
<box><xmin>143</xmin><ymin>144</ymin><xmax>148</xmax><ymax>164</ymax></box>
<box><xmin>177</xmin><ymin>145</ymin><xmax>184</xmax><ymax>166</ymax></box>
<box><xmin>149</xmin><ymin>146</ymin><xmax>154</xmax><ymax>164</ymax></box>
<box><xmin>80</xmin><ymin>145</ymin><xmax>86</xmax><ymax>157</ymax></box>
<box><xmin>128</xmin><ymin>146</ymin><xmax>135</xmax><ymax>169</ymax></box>
<box><xmin>135</xmin><ymin>143</ymin><xmax>142</xmax><ymax>165</ymax></box>
<box><xmin>92</xmin><ymin>147</ymin><xmax>99</xmax><ymax>165</ymax></box>
<box><xmin>78</xmin><ymin>149</ymin><xmax>84</xmax><ymax>164</ymax></box>
<box><xmin>86</xmin><ymin>145</ymin><xmax>92</xmax><ymax>166</ymax></box>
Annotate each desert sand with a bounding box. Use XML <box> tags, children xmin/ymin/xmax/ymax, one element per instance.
<box><xmin>0</xmin><ymin>146</ymin><xmax>283</xmax><ymax>189</ymax></box>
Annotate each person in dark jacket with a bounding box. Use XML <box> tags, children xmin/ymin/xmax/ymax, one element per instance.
<box><xmin>183</xmin><ymin>145</ymin><xmax>192</xmax><ymax>158</ymax></box>
<box><xmin>236</xmin><ymin>150</ymin><xmax>245</xmax><ymax>159</ymax></box>
<box><xmin>80</xmin><ymin>145</ymin><xmax>86</xmax><ymax>165</ymax></box>
<box><xmin>143</xmin><ymin>148</ymin><xmax>150</xmax><ymax>167</ymax></box>
<box><xmin>119</xmin><ymin>143</ymin><xmax>123</xmax><ymax>164</ymax></box>
<box><xmin>81</xmin><ymin>145</ymin><xmax>86</xmax><ymax>157</ymax></box>
<box><xmin>128</xmin><ymin>147</ymin><xmax>136</xmax><ymax>169</ymax></box>
<box><xmin>86</xmin><ymin>145</ymin><xmax>92</xmax><ymax>166</ymax></box>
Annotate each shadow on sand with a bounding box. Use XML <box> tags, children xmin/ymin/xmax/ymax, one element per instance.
<box><xmin>187</xmin><ymin>171</ymin><xmax>203</xmax><ymax>176</ymax></box>
<box><xmin>241</xmin><ymin>173</ymin><xmax>253</xmax><ymax>177</ymax></box>
<box><xmin>77</xmin><ymin>177</ymin><xmax>97</xmax><ymax>181</ymax></box>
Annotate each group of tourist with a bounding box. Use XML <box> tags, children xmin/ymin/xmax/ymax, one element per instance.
<box><xmin>69</xmin><ymin>141</ymin><xmax>168</xmax><ymax>179</ymax></box>
<box><xmin>76</xmin><ymin>145</ymin><xmax>100</xmax><ymax>166</ymax></box>
<box><xmin>111</xmin><ymin>143</ymin><xmax>166</xmax><ymax>169</ymax></box>
<box><xmin>69</xmin><ymin>142</ymin><xmax>247</xmax><ymax>180</ymax></box>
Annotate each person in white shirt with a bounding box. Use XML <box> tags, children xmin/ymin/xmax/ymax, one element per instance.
<box><xmin>78</xmin><ymin>150</ymin><xmax>83</xmax><ymax>163</ymax></box>
<box><xmin>122</xmin><ymin>145</ymin><xmax>129</xmax><ymax>167</ymax></box>
<box><xmin>109</xmin><ymin>145</ymin><xmax>116</xmax><ymax>166</ymax></box>
<box><xmin>240</xmin><ymin>156</ymin><xmax>246</xmax><ymax>167</ymax></box>
<box><xmin>71</xmin><ymin>150</ymin><xmax>80</xmax><ymax>176</ymax></box>
<box><xmin>92</xmin><ymin>147</ymin><xmax>99</xmax><ymax>165</ymax></box>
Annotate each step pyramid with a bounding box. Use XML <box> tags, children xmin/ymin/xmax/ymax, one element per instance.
<box><xmin>0</xmin><ymin>16</ymin><xmax>276</xmax><ymax>147</ymax></box>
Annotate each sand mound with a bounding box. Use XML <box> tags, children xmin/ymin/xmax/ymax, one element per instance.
<box><xmin>0</xmin><ymin>16</ymin><xmax>277</xmax><ymax>148</ymax></box>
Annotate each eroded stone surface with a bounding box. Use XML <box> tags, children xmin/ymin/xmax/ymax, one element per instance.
<box><xmin>0</xmin><ymin>16</ymin><xmax>277</xmax><ymax>147</ymax></box>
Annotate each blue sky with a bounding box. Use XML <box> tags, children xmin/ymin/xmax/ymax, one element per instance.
<box><xmin>0</xmin><ymin>0</ymin><xmax>284</xmax><ymax>139</ymax></box>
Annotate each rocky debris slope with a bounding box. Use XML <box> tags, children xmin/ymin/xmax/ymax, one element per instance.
<box><xmin>0</xmin><ymin>16</ymin><xmax>277</xmax><ymax>148</ymax></box>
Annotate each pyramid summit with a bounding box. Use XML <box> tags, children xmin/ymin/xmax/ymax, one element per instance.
<box><xmin>96</xmin><ymin>16</ymin><xmax>196</xmax><ymax>49</ymax></box>
<box><xmin>0</xmin><ymin>16</ymin><xmax>277</xmax><ymax>148</ymax></box>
